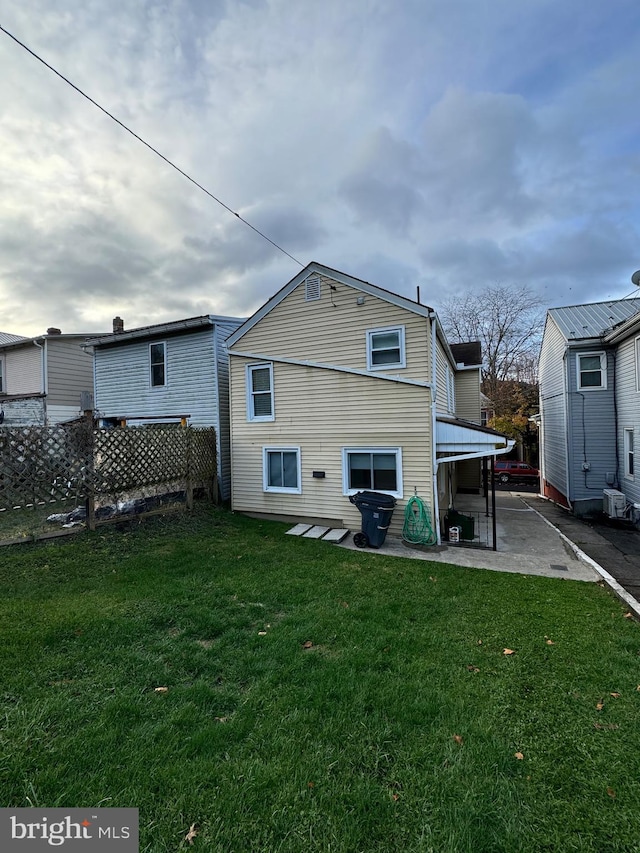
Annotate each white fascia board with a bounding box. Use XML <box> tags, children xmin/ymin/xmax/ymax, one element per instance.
<box><xmin>228</xmin><ymin>349</ymin><xmax>433</xmax><ymax>389</ymax></box>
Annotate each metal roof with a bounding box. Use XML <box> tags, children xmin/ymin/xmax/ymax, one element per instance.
<box><xmin>548</xmin><ymin>298</ymin><xmax>640</xmax><ymax>341</ymax></box>
<box><xmin>0</xmin><ymin>332</ymin><xmax>29</xmax><ymax>346</ymax></box>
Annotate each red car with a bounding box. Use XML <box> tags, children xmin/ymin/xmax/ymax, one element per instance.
<box><xmin>494</xmin><ymin>460</ymin><xmax>539</xmax><ymax>485</ymax></box>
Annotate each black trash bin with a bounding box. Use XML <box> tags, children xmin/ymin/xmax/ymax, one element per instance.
<box><xmin>349</xmin><ymin>490</ymin><xmax>397</xmax><ymax>548</ymax></box>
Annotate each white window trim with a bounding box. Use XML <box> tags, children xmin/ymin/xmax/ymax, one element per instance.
<box><xmin>577</xmin><ymin>351</ymin><xmax>607</xmax><ymax>391</ymax></box>
<box><xmin>624</xmin><ymin>428</ymin><xmax>635</xmax><ymax>480</ymax></box>
<box><xmin>246</xmin><ymin>363</ymin><xmax>275</xmax><ymax>422</ymax></box>
<box><xmin>262</xmin><ymin>446</ymin><xmax>302</xmax><ymax>494</ymax></box>
<box><xmin>341</xmin><ymin>446</ymin><xmax>403</xmax><ymax>498</ymax></box>
<box><xmin>366</xmin><ymin>326</ymin><xmax>406</xmax><ymax>371</ymax></box>
<box><xmin>635</xmin><ymin>337</ymin><xmax>640</xmax><ymax>392</ymax></box>
<box><xmin>149</xmin><ymin>341</ymin><xmax>167</xmax><ymax>389</ymax></box>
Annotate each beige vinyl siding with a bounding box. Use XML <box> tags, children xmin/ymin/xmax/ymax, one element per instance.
<box><xmin>454</xmin><ymin>369</ymin><xmax>481</xmax><ymax>423</ymax></box>
<box><xmin>46</xmin><ymin>339</ymin><xmax>94</xmax><ymax>407</ymax></box>
<box><xmin>230</xmin><ymin>357</ymin><xmax>433</xmax><ymax>536</ymax></box>
<box><xmin>5</xmin><ymin>345</ymin><xmax>42</xmax><ymax>395</ymax></box>
<box><xmin>235</xmin><ymin>274</ymin><xmax>430</xmax><ymax>382</ymax></box>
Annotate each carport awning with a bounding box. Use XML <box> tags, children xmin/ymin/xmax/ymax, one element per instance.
<box><xmin>436</xmin><ymin>415</ymin><xmax>513</xmax><ymax>460</ymax></box>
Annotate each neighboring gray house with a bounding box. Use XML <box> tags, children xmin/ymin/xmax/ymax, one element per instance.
<box><xmin>0</xmin><ymin>328</ymin><xmax>97</xmax><ymax>426</ymax></box>
<box><xmin>85</xmin><ymin>315</ymin><xmax>245</xmax><ymax>501</ymax></box>
<box><xmin>539</xmin><ymin>298</ymin><xmax>640</xmax><ymax>516</ymax></box>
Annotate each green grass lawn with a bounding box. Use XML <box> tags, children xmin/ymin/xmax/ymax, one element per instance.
<box><xmin>1</xmin><ymin>506</ymin><xmax>639</xmax><ymax>852</ymax></box>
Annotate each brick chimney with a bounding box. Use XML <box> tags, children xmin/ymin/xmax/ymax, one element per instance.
<box><xmin>113</xmin><ymin>316</ymin><xmax>124</xmax><ymax>334</ymax></box>
<box><xmin>46</xmin><ymin>327</ymin><xmax>62</xmax><ymax>335</ymax></box>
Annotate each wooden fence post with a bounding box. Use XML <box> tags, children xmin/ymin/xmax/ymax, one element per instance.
<box><xmin>185</xmin><ymin>426</ymin><xmax>194</xmax><ymax>511</ymax></box>
<box><xmin>84</xmin><ymin>416</ymin><xmax>96</xmax><ymax>531</ymax></box>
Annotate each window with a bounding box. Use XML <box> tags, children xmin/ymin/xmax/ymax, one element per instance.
<box><xmin>577</xmin><ymin>352</ymin><xmax>606</xmax><ymax>390</ymax></box>
<box><xmin>305</xmin><ymin>276</ymin><xmax>321</xmax><ymax>301</ymax></box>
<box><xmin>366</xmin><ymin>326</ymin><xmax>406</xmax><ymax>370</ymax></box>
<box><xmin>625</xmin><ymin>429</ymin><xmax>634</xmax><ymax>479</ymax></box>
<box><xmin>150</xmin><ymin>342</ymin><xmax>166</xmax><ymax>387</ymax></box>
<box><xmin>247</xmin><ymin>363</ymin><xmax>274</xmax><ymax>421</ymax></box>
<box><xmin>263</xmin><ymin>447</ymin><xmax>301</xmax><ymax>493</ymax></box>
<box><xmin>342</xmin><ymin>447</ymin><xmax>403</xmax><ymax>497</ymax></box>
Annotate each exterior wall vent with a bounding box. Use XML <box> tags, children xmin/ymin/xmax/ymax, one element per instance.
<box><xmin>305</xmin><ymin>276</ymin><xmax>321</xmax><ymax>302</ymax></box>
<box><xmin>603</xmin><ymin>488</ymin><xmax>626</xmax><ymax>519</ymax></box>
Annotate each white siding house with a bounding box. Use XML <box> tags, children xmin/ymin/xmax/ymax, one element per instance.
<box><xmin>539</xmin><ymin>298</ymin><xmax>640</xmax><ymax>516</ymax></box>
<box><xmin>226</xmin><ymin>262</ymin><xmax>512</xmax><ymax>542</ymax></box>
<box><xmin>86</xmin><ymin>315</ymin><xmax>244</xmax><ymax>501</ymax></box>
<box><xmin>0</xmin><ymin>330</ymin><xmax>97</xmax><ymax>426</ymax></box>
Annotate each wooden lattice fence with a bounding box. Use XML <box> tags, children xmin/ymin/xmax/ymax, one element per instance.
<box><xmin>0</xmin><ymin>423</ymin><xmax>217</xmax><ymax>528</ymax></box>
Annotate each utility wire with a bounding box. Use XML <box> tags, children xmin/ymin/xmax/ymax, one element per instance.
<box><xmin>0</xmin><ymin>23</ymin><xmax>305</xmax><ymax>269</ymax></box>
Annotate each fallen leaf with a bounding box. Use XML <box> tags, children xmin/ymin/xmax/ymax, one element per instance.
<box><xmin>503</xmin><ymin>648</ymin><xmax>516</xmax><ymax>656</ymax></box>
<box><xmin>341</xmin><ymin>601</ymin><xmax>349</xmax><ymax>608</ymax></box>
<box><xmin>392</xmin><ymin>793</ymin><xmax>400</xmax><ymax>801</ymax></box>
<box><xmin>624</xmin><ymin>612</ymin><xmax>633</xmax><ymax>619</ymax></box>
<box><xmin>596</xmin><ymin>700</ymin><xmax>605</xmax><ymax>711</ymax></box>
<box><xmin>607</xmin><ymin>787</ymin><xmax>616</xmax><ymax>799</ymax></box>
<box><xmin>477</xmin><ymin>639</ymin><xmax>482</xmax><ymax>645</ymax></box>
<box><xmin>594</xmin><ymin>723</ymin><xmax>619</xmax><ymax>730</ymax></box>
<box><xmin>514</xmin><ymin>752</ymin><xmax>524</xmax><ymax>760</ymax></box>
<box><xmin>302</xmin><ymin>640</ymin><xmax>313</xmax><ymax>649</ymax></box>
<box><xmin>466</xmin><ymin>665</ymin><xmax>480</xmax><ymax>672</ymax></box>
<box><xmin>429</xmin><ymin>576</ymin><xmax>437</xmax><ymax>582</ymax></box>
<box><xmin>154</xmin><ymin>687</ymin><xmax>169</xmax><ymax>694</ymax></box>
<box><xmin>307</xmin><ymin>781</ymin><xmax>314</xmax><ymax>788</ymax></box>
<box><xmin>185</xmin><ymin>823</ymin><xmax>198</xmax><ymax>845</ymax></box>
<box><xmin>257</xmin><ymin>631</ymin><xmax>267</xmax><ymax>636</ymax></box>
<box><xmin>546</xmin><ymin>639</ymin><xmax>555</xmax><ymax>645</ymax></box>
<box><xmin>636</xmin><ymin>685</ymin><xmax>640</xmax><ymax>691</ymax></box>
<box><xmin>610</xmin><ymin>692</ymin><xmax>621</xmax><ymax>698</ymax></box>
<box><xmin>214</xmin><ymin>716</ymin><xmax>228</xmax><ymax>724</ymax></box>
<box><xmin>452</xmin><ymin>734</ymin><xmax>463</xmax><ymax>745</ymax></box>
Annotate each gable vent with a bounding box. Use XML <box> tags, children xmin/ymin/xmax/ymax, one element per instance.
<box><xmin>305</xmin><ymin>276</ymin><xmax>321</xmax><ymax>301</ymax></box>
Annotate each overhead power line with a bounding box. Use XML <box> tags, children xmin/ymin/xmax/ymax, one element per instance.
<box><xmin>0</xmin><ymin>23</ymin><xmax>305</xmax><ymax>268</ymax></box>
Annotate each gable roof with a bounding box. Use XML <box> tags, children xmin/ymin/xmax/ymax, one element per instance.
<box><xmin>85</xmin><ymin>315</ymin><xmax>245</xmax><ymax>349</ymax></box>
<box><xmin>226</xmin><ymin>262</ymin><xmax>435</xmax><ymax>349</ymax></box>
<box><xmin>548</xmin><ymin>298</ymin><xmax>640</xmax><ymax>342</ymax></box>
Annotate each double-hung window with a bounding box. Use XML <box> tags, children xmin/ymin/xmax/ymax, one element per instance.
<box><xmin>624</xmin><ymin>429</ymin><xmax>635</xmax><ymax>479</ymax></box>
<box><xmin>342</xmin><ymin>447</ymin><xmax>403</xmax><ymax>498</ymax></box>
<box><xmin>247</xmin><ymin>363</ymin><xmax>274</xmax><ymax>421</ymax></box>
<box><xmin>577</xmin><ymin>352</ymin><xmax>606</xmax><ymax>390</ymax></box>
<box><xmin>366</xmin><ymin>326</ymin><xmax>406</xmax><ymax>370</ymax></box>
<box><xmin>263</xmin><ymin>447</ymin><xmax>301</xmax><ymax>493</ymax></box>
<box><xmin>150</xmin><ymin>342</ymin><xmax>167</xmax><ymax>388</ymax></box>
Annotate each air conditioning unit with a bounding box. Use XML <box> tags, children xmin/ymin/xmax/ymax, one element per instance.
<box><xmin>603</xmin><ymin>489</ymin><xmax>626</xmax><ymax>519</ymax></box>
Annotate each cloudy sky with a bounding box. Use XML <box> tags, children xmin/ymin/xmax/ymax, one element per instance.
<box><xmin>1</xmin><ymin>0</ymin><xmax>639</xmax><ymax>336</ymax></box>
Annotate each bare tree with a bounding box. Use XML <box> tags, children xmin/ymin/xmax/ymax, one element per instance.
<box><xmin>439</xmin><ymin>284</ymin><xmax>545</xmax><ymax>406</ymax></box>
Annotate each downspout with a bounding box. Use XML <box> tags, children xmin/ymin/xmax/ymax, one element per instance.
<box><xmin>429</xmin><ymin>313</ymin><xmax>441</xmax><ymax>544</ymax></box>
<box><xmin>33</xmin><ymin>338</ymin><xmax>46</xmax><ymax>425</ymax></box>
<box><xmin>562</xmin><ymin>350</ymin><xmax>573</xmax><ymax>511</ymax></box>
